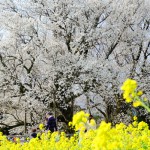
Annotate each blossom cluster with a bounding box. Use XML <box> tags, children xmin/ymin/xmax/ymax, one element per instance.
<box><xmin>0</xmin><ymin>111</ymin><xmax>150</xmax><ymax>149</ymax></box>
<box><xmin>121</xmin><ymin>78</ymin><xmax>150</xmax><ymax>112</ymax></box>
<box><xmin>69</xmin><ymin>111</ymin><xmax>96</xmax><ymax>131</ymax></box>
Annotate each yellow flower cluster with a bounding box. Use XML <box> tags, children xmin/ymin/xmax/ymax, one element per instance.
<box><xmin>39</xmin><ymin>123</ymin><xmax>45</xmax><ymax>130</ymax></box>
<box><xmin>69</xmin><ymin>111</ymin><xmax>89</xmax><ymax>131</ymax></box>
<box><xmin>121</xmin><ymin>79</ymin><xmax>150</xmax><ymax>112</ymax></box>
<box><xmin>0</xmin><ymin>111</ymin><xmax>150</xmax><ymax>150</ymax></box>
<box><xmin>69</xmin><ymin>111</ymin><xmax>97</xmax><ymax>132</ymax></box>
<box><xmin>121</xmin><ymin>78</ymin><xmax>137</xmax><ymax>103</ymax></box>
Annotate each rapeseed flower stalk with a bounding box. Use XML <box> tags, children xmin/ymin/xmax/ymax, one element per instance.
<box><xmin>121</xmin><ymin>78</ymin><xmax>150</xmax><ymax>112</ymax></box>
<box><xmin>121</xmin><ymin>78</ymin><xmax>137</xmax><ymax>102</ymax></box>
<box><xmin>70</xmin><ymin>111</ymin><xmax>89</xmax><ymax>131</ymax></box>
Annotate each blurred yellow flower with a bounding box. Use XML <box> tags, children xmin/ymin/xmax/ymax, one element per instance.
<box><xmin>137</xmin><ymin>90</ymin><xmax>143</xmax><ymax>96</ymax></box>
<box><xmin>133</xmin><ymin>116</ymin><xmax>137</xmax><ymax>121</ymax></box>
<box><xmin>121</xmin><ymin>78</ymin><xmax>137</xmax><ymax>103</ymax></box>
<box><xmin>133</xmin><ymin>101</ymin><xmax>142</xmax><ymax>107</ymax></box>
<box><xmin>39</xmin><ymin>123</ymin><xmax>45</xmax><ymax>130</ymax></box>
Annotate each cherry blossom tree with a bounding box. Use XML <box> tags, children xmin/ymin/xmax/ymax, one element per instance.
<box><xmin>0</xmin><ymin>0</ymin><xmax>149</xmax><ymax>133</ymax></box>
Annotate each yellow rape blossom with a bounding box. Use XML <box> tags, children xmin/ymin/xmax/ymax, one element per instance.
<box><xmin>121</xmin><ymin>78</ymin><xmax>137</xmax><ymax>103</ymax></box>
<box><xmin>133</xmin><ymin>116</ymin><xmax>137</xmax><ymax>121</ymax></box>
<box><xmin>1</xmin><ymin>111</ymin><xmax>150</xmax><ymax>150</ymax></box>
<box><xmin>138</xmin><ymin>121</ymin><xmax>149</xmax><ymax>130</ymax></box>
<box><xmin>39</xmin><ymin>123</ymin><xmax>45</xmax><ymax>130</ymax></box>
<box><xmin>121</xmin><ymin>79</ymin><xmax>150</xmax><ymax>113</ymax></box>
<box><xmin>133</xmin><ymin>100</ymin><xmax>142</xmax><ymax>107</ymax></box>
<box><xmin>137</xmin><ymin>90</ymin><xmax>143</xmax><ymax>96</ymax></box>
<box><xmin>71</xmin><ymin>111</ymin><xmax>89</xmax><ymax>131</ymax></box>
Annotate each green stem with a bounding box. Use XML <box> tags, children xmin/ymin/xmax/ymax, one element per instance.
<box><xmin>135</xmin><ymin>95</ymin><xmax>150</xmax><ymax>113</ymax></box>
<box><xmin>141</xmin><ymin>102</ymin><xmax>150</xmax><ymax>113</ymax></box>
